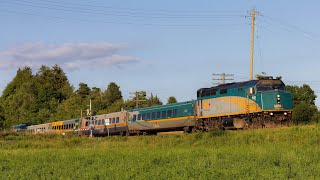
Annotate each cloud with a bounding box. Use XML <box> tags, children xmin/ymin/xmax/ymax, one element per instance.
<box><xmin>0</xmin><ymin>42</ymin><xmax>139</xmax><ymax>71</ymax></box>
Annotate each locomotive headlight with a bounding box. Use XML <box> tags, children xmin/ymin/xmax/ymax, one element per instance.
<box><xmin>270</xmin><ymin>112</ymin><xmax>274</xmax><ymax>116</ymax></box>
<box><xmin>277</xmin><ymin>95</ymin><xmax>280</xmax><ymax>98</ymax></box>
<box><xmin>284</xmin><ymin>112</ymin><xmax>287</xmax><ymax>116</ymax></box>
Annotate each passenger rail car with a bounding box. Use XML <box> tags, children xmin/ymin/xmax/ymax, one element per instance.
<box><xmin>127</xmin><ymin>101</ymin><xmax>195</xmax><ymax>135</ymax></box>
<box><xmin>27</xmin><ymin>123</ymin><xmax>50</xmax><ymax>134</ymax></box>
<box><xmin>50</xmin><ymin>119</ymin><xmax>79</xmax><ymax>135</ymax></box>
<box><xmin>78</xmin><ymin>111</ymin><xmax>128</xmax><ymax>136</ymax></box>
<box><xmin>11</xmin><ymin>123</ymin><xmax>37</xmax><ymax>132</ymax></box>
<box><xmin>196</xmin><ymin>76</ymin><xmax>292</xmax><ymax>131</ymax></box>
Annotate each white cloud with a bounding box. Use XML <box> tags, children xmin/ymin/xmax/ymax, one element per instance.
<box><xmin>0</xmin><ymin>42</ymin><xmax>139</xmax><ymax>71</ymax></box>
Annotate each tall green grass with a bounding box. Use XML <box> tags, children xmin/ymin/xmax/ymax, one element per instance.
<box><xmin>1</xmin><ymin>125</ymin><xmax>320</xmax><ymax>179</ymax></box>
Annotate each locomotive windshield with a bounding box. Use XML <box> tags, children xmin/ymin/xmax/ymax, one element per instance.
<box><xmin>256</xmin><ymin>79</ymin><xmax>285</xmax><ymax>92</ymax></box>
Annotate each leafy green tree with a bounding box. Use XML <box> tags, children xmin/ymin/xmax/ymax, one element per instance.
<box><xmin>0</xmin><ymin>67</ymin><xmax>36</xmax><ymax>128</ymax></box>
<box><xmin>0</xmin><ymin>105</ymin><xmax>5</xmax><ymax>130</ymax></box>
<box><xmin>89</xmin><ymin>87</ymin><xmax>103</xmax><ymax>115</ymax></box>
<box><xmin>286</xmin><ymin>84</ymin><xmax>318</xmax><ymax>124</ymax></box>
<box><xmin>292</xmin><ymin>102</ymin><xmax>318</xmax><ymax>124</ymax></box>
<box><xmin>102</xmin><ymin>82</ymin><xmax>123</xmax><ymax>107</ymax></box>
<box><xmin>1</xmin><ymin>67</ymin><xmax>33</xmax><ymax>101</ymax></box>
<box><xmin>167</xmin><ymin>96</ymin><xmax>178</xmax><ymax>104</ymax></box>
<box><xmin>147</xmin><ymin>93</ymin><xmax>162</xmax><ymax>107</ymax></box>
<box><xmin>255</xmin><ymin>72</ymin><xmax>267</xmax><ymax>79</ymax></box>
<box><xmin>76</xmin><ymin>83</ymin><xmax>91</xmax><ymax>99</ymax></box>
<box><xmin>54</xmin><ymin>94</ymin><xmax>84</xmax><ymax>120</ymax></box>
<box><xmin>286</xmin><ymin>84</ymin><xmax>317</xmax><ymax>106</ymax></box>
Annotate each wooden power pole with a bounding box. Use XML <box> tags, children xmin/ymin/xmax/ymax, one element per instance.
<box><xmin>212</xmin><ymin>73</ymin><xmax>234</xmax><ymax>85</ymax></box>
<box><xmin>249</xmin><ymin>8</ymin><xmax>260</xmax><ymax>80</ymax></box>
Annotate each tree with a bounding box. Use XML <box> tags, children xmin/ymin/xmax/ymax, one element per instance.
<box><xmin>292</xmin><ymin>102</ymin><xmax>317</xmax><ymax>124</ymax></box>
<box><xmin>147</xmin><ymin>93</ymin><xmax>162</xmax><ymax>107</ymax></box>
<box><xmin>255</xmin><ymin>72</ymin><xmax>267</xmax><ymax>79</ymax></box>
<box><xmin>102</xmin><ymin>82</ymin><xmax>123</xmax><ymax>106</ymax></box>
<box><xmin>286</xmin><ymin>84</ymin><xmax>317</xmax><ymax>106</ymax></box>
<box><xmin>0</xmin><ymin>105</ymin><xmax>5</xmax><ymax>130</ymax></box>
<box><xmin>0</xmin><ymin>67</ymin><xmax>36</xmax><ymax>128</ymax></box>
<box><xmin>76</xmin><ymin>83</ymin><xmax>91</xmax><ymax>99</ymax></box>
<box><xmin>167</xmin><ymin>96</ymin><xmax>177</xmax><ymax>104</ymax></box>
<box><xmin>286</xmin><ymin>84</ymin><xmax>318</xmax><ymax>124</ymax></box>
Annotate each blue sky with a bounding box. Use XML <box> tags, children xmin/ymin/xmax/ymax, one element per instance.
<box><xmin>1</xmin><ymin>0</ymin><xmax>320</xmax><ymax>105</ymax></box>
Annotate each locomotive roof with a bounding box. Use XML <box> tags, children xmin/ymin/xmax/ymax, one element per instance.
<box><xmin>197</xmin><ymin>80</ymin><xmax>259</xmax><ymax>92</ymax></box>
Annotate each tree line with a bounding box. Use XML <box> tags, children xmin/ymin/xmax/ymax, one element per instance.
<box><xmin>0</xmin><ymin>65</ymin><xmax>318</xmax><ymax>129</ymax></box>
<box><xmin>0</xmin><ymin>65</ymin><xmax>177</xmax><ymax>129</ymax></box>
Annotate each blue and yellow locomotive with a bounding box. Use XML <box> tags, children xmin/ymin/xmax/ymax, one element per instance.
<box><xmin>196</xmin><ymin>76</ymin><xmax>292</xmax><ymax>130</ymax></box>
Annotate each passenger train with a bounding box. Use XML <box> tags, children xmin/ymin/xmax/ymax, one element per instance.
<box><xmin>23</xmin><ymin>76</ymin><xmax>292</xmax><ymax>136</ymax></box>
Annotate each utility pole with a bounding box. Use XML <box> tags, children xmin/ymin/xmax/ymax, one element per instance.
<box><xmin>248</xmin><ymin>8</ymin><xmax>260</xmax><ymax>80</ymax></box>
<box><xmin>212</xmin><ymin>73</ymin><xmax>234</xmax><ymax>85</ymax></box>
<box><xmin>86</xmin><ymin>99</ymin><xmax>93</xmax><ymax>138</ymax></box>
<box><xmin>129</xmin><ymin>91</ymin><xmax>146</xmax><ymax>108</ymax></box>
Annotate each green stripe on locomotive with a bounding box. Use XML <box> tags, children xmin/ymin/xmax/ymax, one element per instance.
<box><xmin>197</xmin><ymin>77</ymin><xmax>293</xmax><ymax>111</ymax></box>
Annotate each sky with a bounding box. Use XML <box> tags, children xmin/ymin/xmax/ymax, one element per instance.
<box><xmin>1</xmin><ymin>0</ymin><xmax>320</xmax><ymax>106</ymax></box>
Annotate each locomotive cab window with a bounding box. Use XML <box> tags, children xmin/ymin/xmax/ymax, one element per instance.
<box><xmin>141</xmin><ymin>114</ymin><xmax>146</xmax><ymax>120</ymax></box>
<box><xmin>132</xmin><ymin>115</ymin><xmax>136</xmax><ymax>122</ymax></box>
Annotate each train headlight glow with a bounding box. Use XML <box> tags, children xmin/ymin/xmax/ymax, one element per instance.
<box><xmin>284</xmin><ymin>112</ymin><xmax>287</xmax><ymax>116</ymax></box>
<box><xmin>277</xmin><ymin>95</ymin><xmax>280</xmax><ymax>98</ymax></box>
<box><xmin>270</xmin><ymin>112</ymin><xmax>274</xmax><ymax>116</ymax></box>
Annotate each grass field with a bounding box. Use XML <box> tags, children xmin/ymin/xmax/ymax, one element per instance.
<box><xmin>1</xmin><ymin>125</ymin><xmax>320</xmax><ymax>179</ymax></box>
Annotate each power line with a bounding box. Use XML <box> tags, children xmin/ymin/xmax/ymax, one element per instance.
<box><xmin>8</xmin><ymin>0</ymin><xmax>244</xmax><ymax>14</ymax></box>
<box><xmin>259</xmin><ymin>16</ymin><xmax>318</xmax><ymax>40</ymax></box>
<box><xmin>0</xmin><ymin>8</ymin><xmax>247</xmax><ymax>30</ymax></box>
<box><xmin>1</xmin><ymin>0</ymin><xmax>246</xmax><ymax>19</ymax></box>
<box><xmin>212</xmin><ymin>73</ymin><xmax>234</xmax><ymax>85</ymax></box>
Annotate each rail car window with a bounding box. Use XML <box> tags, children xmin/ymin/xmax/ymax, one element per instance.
<box><xmin>142</xmin><ymin>114</ymin><xmax>146</xmax><ymax>120</ymax></box>
<box><xmin>97</xmin><ymin>120</ymin><xmax>101</xmax><ymax>125</ymax></box>
<box><xmin>238</xmin><ymin>88</ymin><xmax>243</xmax><ymax>92</ymax></box>
<box><xmin>151</xmin><ymin>112</ymin><xmax>156</xmax><ymax>119</ymax></box>
<box><xmin>162</xmin><ymin>111</ymin><xmax>167</xmax><ymax>118</ymax></box>
<box><xmin>147</xmin><ymin>113</ymin><xmax>150</xmax><ymax>120</ymax></box>
<box><xmin>85</xmin><ymin>121</ymin><xmax>88</xmax><ymax>126</ymax></box>
<box><xmin>167</xmin><ymin>110</ymin><xmax>172</xmax><ymax>117</ymax></box>
<box><xmin>220</xmin><ymin>89</ymin><xmax>228</xmax><ymax>94</ymax></box>
<box><xmin>133</xmin><ymin>115</ymin><xmax>136</xmax><ymax>122</ymax></box>
<box><xmin>156</xmin><ymin>112</ymin><xmax>161</xmax><ymax>119</ymax></box>
<box><xmin>116</xmin><ymin>117</ymin><xmax>120</xmax><ymax>123</ymax></box>
<box><xmin>210</xmin><ymin>89</ymin><xmax>216</xmax><ymax>96</ymax></box>
<box><xmin>138</xmin><ymin>114</ymin><xmax>141</xmax><ymax>121</ymax></box>
<box><xmin>173</xmin><ymin>109</ymin><xmax>178</xmax><ymax>117</ymax></box>
<box><xmin>102</xmin><ymin>119</ymin><xmax>105</xmax><ymax>125</ymax></box>
<box><xmin>112</xmin><ymin>118</ymin><xmax>116</xmax><ymax>124</ymax></box>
